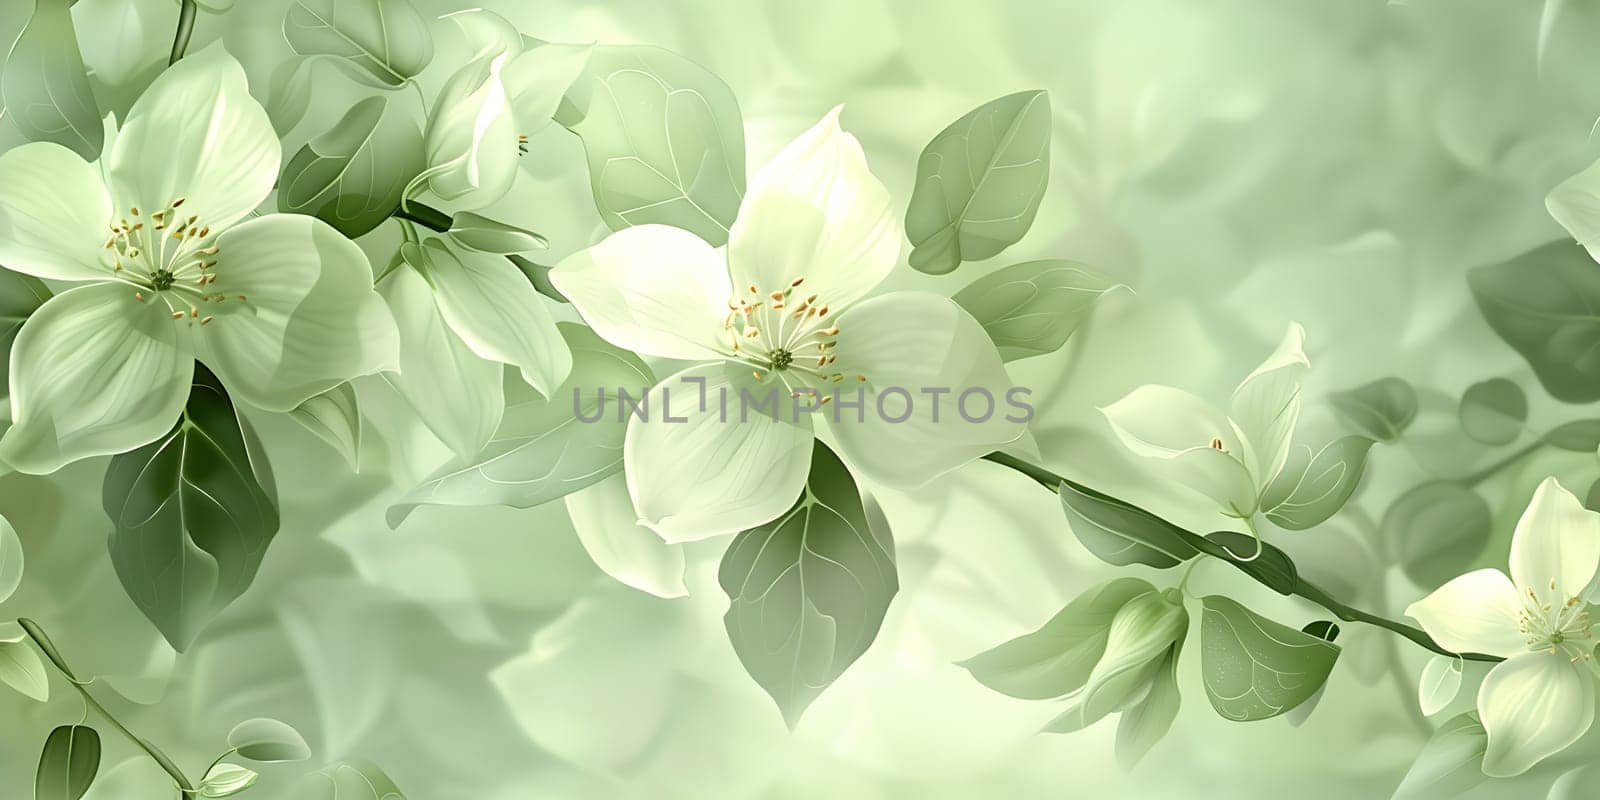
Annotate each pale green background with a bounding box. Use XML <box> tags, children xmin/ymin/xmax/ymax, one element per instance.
<box><xmin>4</xmin><ymin>0</ymin><xmax>1600</xmax><ymax>797</ymax></box>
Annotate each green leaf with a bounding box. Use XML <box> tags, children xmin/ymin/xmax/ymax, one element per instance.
<box><xmin>1115</xmin><ymin>645</ymin><xmax>1183</xmax><ymax>769</ymax></box>
<box><xmin>198</xmin><ymin>763</ymin><xmax>258</xmax><ymax>798</ymax></box>
<box><xmin>284</xmin><ymin>0</ymin><xmax>433</xmax><ymax>89</ymax></box>
<box><xmin>0</xmin><ymin>269</ymin><xmax>49</xmax><ymax>405</ymax></box>
<box><xmin>279</xmin><ymin>95</ymin><xmax>423</xmax><ymax>239</ymax></box>
<box><xmin>1059</xmin><ymin>481</ymin><xmax>1200</xmax><ymax>569</ymax></box>
<box><xmin>1328</xmin><ymin>377</ymin><xmax>1418</xmax><ymax>442</ymax></box>
<box><xmin>102</xmin><ymin>365</ymin><xmax>280</xmax><ymax>651</ymax></box>
<box><xmin>1458</xmin><ymin>378</ymin><xmax>1527</xmax><ymax>445</ymax></box>
<box><xmin>1418</xmin><ymin>655</ymin><xmax>1463</xmax><ymax>717</ymax></box>
<box><xmin>0</xmin><ymin>624</ymin><xmax>48</xmax><ymax>701</ymax></box>
<box><xmin>447</xmin><ymin>212</ymin><xmax>549</xmax><ymax>255</ymax></box>
<box><xmin>905</xmin><ymin>90</ymin><xmax>1051</xmax><ymax>274</ymax></box>
<box><xmin>720</xmin><ymin>442</ymin><xmax>897</xmax><ymax>728</ymax></box>
<box><xmin>1205</xmin><ymin>532</ymin><xmax>1298</xmax><ymax>595</ymax></box>
<box><xmin>555</xmin><ymin>45</ymin><xmax>746</xmax><ymax>246</ymax></box>
<box><xmin>1260</xmin><ymin>436</ymin><xmax>1373</xmax><ymax>530</ymax></box>
<box><xmin>1392</xmin><ymin>712</ymin><xmax>1488</xmax><ymax>799</ymax></box>
<box><xmin>288</xmin><ymin>382</ymin><xmax>361</xmax><ymax>469</ymax></box>
<box><xmin>1470</xmin><ymin>241</ymin><xmax>1600</xmax><ymax>403</ymax></box>
<box><xmin>1544</xmin><ymin>418</ymin><xmax>1600</xmax><ymax>452</ymax></box>
<box><xmin>1</xmin><ymin>0</ymin><xmax>103</xmax><ymax>159</ymax></box>
<box><xmin>960</xmin><ymin>577</ymin><xmax>1154</xmax><ymax>699</ymax></box>
<box><xmin>1198</xmin><ymin>595</ymin><xmax>1340</xmax><ymax>721</ymax></box>
<box><xmin>1301</xmin><ymin>620</ymin><xmax>1341</xmax><ymax>643</ymax></box>
<box><xmin>295</xmin><ymin>760</ymin><xmax>406</xmax><ymax>800</ymax></box>
<box><xmin>35</xmin><ymin>725</ymin><xmax>100</xmax><ymax>800</ymax></box>
<box><xmin>387</xmin><ymin>323</ymin><xmax>652</xmax><ymax>526</ymax></box>
<box><xmin>951</xmin><ymin>260</ymin><xmax>1124</xmax><ymax>361</ymax></box>
<box><xmin>227</xmin><ymin>717</ymin><xmax>311</xmax><ymax>763</ymax></box>
<box><xmin>266</xmin><ymin>58</ymin><xmax>316</xmax><ymax>135</ymax></box>
<box><xmin>1387</xmin><ymin>482</ymin><xmax>1492</xmax><ymax>590</ymax></box>
<box><xmin>0</xmin><ymin>511</ymin><xmax>22</xmax><ymax>604</ymax></box>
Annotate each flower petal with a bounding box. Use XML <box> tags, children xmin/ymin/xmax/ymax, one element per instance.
<box><xmin>1478</xmin><ymin>651</ymin><xmax>1595</xmax><ymax>777</ymax></box>
<box><xmin>565</xmin><ymin>473</ymin><xmax>688</xmax><ymax>599</ymax></box>
<box><xmin>422</xmin><ymin>52</ymin><xmax>519</xmax><ymax>209</ymax></box>
<box><xmin>419</xmin><ymin>239</ymin><xmax>571</xmax><ymax>397</ymax></box>
<box><xmin>1510</xmin><ymin>477</ymin><xmax>1600</xmax><ymax>601</ymax></box>
<box><xmin>550</xmin><ymin>224</ymin><xmax>734</xmax><ymax>361</ymax></box>
<box><xmin>825</xmin><ymin>292</ymin><xmax>1026</xmax><ymax>489</ymax></box>
<box><xmin>1101</xmin><ymin>384</ymin><xmax>1258</xmax><ymax>515</ymax></box>
<box><xmin>0</xmin><ymin>142</ymin><xmax>113</xmax><ymax>281</ymax></box>
<box><xmin>195</xmin><ymin>214</ymin><xmax>399</xmax><ymax>412</ymax></box>
<box><xmin>625</xmin><ymin>363</ymin><xmax>813</xmax><ymax>542</ymax></box>
<box><xmin>108</xmin><ymin>43</ymin><xmax>278</xmax><ymax>231</ymax></box>
<box><xmin>379</xmin><ymin>264</ymin><xmax>503</xmax><ymax>461</ymax></box>
<box><xmin>1403</xmin><ymin>568</ymin><xmax>1526</xmax><ymax>658</ymax></box>
<box><xmin>1548</xmin><ymin>154</ymin><xmax>1600</xmax><ymax>264</ymax></box>
<box><xmin>0</xmin><ymin>283</ymin><xmax>192</xmax><ymax>474</ymax></box>
<box><xmin>726</xmin><ymin>106</ymin><xmax>898</xmax><ymax>311</ymax></box>
<box><xmin>1229</xmin><ymin>322</ymin><xmax>1308</xmax><ymax>488</ymax></box>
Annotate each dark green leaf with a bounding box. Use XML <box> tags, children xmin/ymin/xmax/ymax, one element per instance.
<box><xmin>0</xmin><ymin>269</ymin><xmax>49</xmax><ymax>404</ymax></box>
<box><xmin>35</xmin><ymin>725</ymin><xmax>99</xmax><ymax>800</ymax></box>
<box><xmin>1545</xmin><ymin>419</ymin><xmax>1600</xmax><ymax>452</ymax></box>
<box><xmin>1205</xmin><ymin>532</ymin><xmax>1299</xmax><ymax>595</ymax></box>
<box><xmin>388</xmin><ymin>323</ymin><xmax>652</xmax><ymax>526</ymax></box>
<box><xmin>1260</xmin><ymin>436</ymin><xmax>1373</xmax><ymax>530</ymax></box>
<box><xmin>556</xmin><ymin>45</ymin><xmax>745</xmax><ymax>245</ymax></box>
<box><xmin>1328</xmin><ymin>377</ymin><xmax>1417</xmax><ymax>442</ymax></box>
<box><xmin>227</xmin><ymin>717</ymin><xmax>311</xmax><ymax>763</ymax></box>
<box><xmin>1469</xmin><ymin>241</ymin><xmax>1600</xmax><ymax>403</ymax></box>
<box><xmin>960</xmin><ymin>577</ymin><xmax>1154</xmax><ymax>699</ymax></box>
<box><xmin>952</xmin><ymin>260</ymin><xmax>1123</xmax><ymax>361</ymax></box>
<box><xmin>720</xmin><ymin>442</ymin><xmax>897</xmax><ymax>728</ymax></box>
<box><xmin>102</xmin><ymin>365</ymin><xmax>280</xmax><ymax>651</ymax></box>
<box><xmin>1301</xmin><ymin>620</ymin><xmax>1341</xmax><ymax>643</ymax></box>
<box><xmin>1387</xmin><ymin>482</ymin><xmax>1491</xmax><ymax>590</ymax></box>
<box><xmin>1458</xmin><ymin>378</ymin><xmax>1527</xmax><ymax>445</ymax></box>
<box><xmin>284</xmin><ymin>0</ymin><xmax>433</xmax><ymax>88</ymax></box>
<box><xmin>1392</xmin><ymin>712</ymin><xmax>1488</xmax><ymax>799</ymax></box>
<box><xmin>1198</xmin><ymin>595</ymin><xmax>1340</xmax><ymax>721</ymax></box>
<box><xmin>2</xmin><ymin>0</ymin><xmax>102</xmax><ymax>159</ymax></box>
<box><xmin>1058</xmin><ymin>481</ymin><xmax>1199</xmax><ymax>569</ymax></box>
<box><xmin>906</xmin><ymin>90</ymin><xmax>1051</xmax><ymax>274</ymax></box>
<box><xmin>295</xmin><ymin>760</ymin><xmax>406</xmax><ymax>799</ymax></box>
<box><xmin>279</xmin><ymin>96</ymin><xmax>423</xmax><ymax>239</ymax></box>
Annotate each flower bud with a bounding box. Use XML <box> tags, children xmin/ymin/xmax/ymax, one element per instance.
<box><xmin>1067</xmin><ymin>588</ymin><xmax>1188</xmax><ymax>729</ymax></box>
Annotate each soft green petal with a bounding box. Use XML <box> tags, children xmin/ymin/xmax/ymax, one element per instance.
<box><xmin>1478</xmin><ymin>651</ymin><xmax>1595</xmax><ymax>777</ymax></box>
<box><xmin>1229</xmin><ymin>322</ymin><xmax>1308</xmax><ymax>488</ymax></box>
<box><xmin>420</xmin><ymin>239</ymin><xmax>572</xmax><ymax>397</ymax></box>
<box><xmin>1509</xmin><ymin>477</ymin><xmax>1600</xmax><ymax>601</ymax></box>
<box><xmin>727</xmin><ymin>106</ymin><xmax>898</xmax><ymax>311</ymax></box>
<box><xmin>625</xmin><ymin>363</ymin><xmax>813</xmax><ymax>542</ymax></box>
<box><xmin>825</xmin><ymin>292</ymin><xmax>1025</xmax><ymax>489</ymax></box>
<box><xmin>1548</xmin><ymin>154</ymin><xmax>1600</xmax><ymax>264</ymax></box>
<box><xmin>503</xmin><ymin>41</ymin><xmax>592</xmax><ymax>134</ymax></box>
<box><xmin>108</xmin><ymin>43</ymin><xmax>278</xmax><ymax>231</ymax></box>
<box><xmin>1101</xmin><ymin>384</ymin><xmax>1257</xmax><ymax>514</ymax></box>
<box><xmin>565</xmin><ymin>473</ymin><xmax>688</xmax><ymax>599</ymax></box>
<box><xmin>422</xmin><ymin>52</ymin><xmax>519</xmax><ymax>209</ymax></box>
<box><xmin>0</xmin><ymin>282</ymin><xmax>192</xmax><ymax>474</ymax></box>
<box><xmin>379</xmin><ymin>263</ymin><xmax>503</xmax><ymax>461</ymax></box>
<box><xmin>549</xmin><ymin>224</ymin><xmax>734</xmax><ymax>361</ymax></box>
<box><xmin>0</xmin><ymin>142</ymin><xmax>112</xmax><ymax>281</ymax></box>
<box><xmin>196</xmin><ymin>214</ymin><xmax>399</xmax><ymax>412</ymax></box>
<box><xmin>1402</xmin><ymin>568</ymin><xmax>1526</xmax><ymax>658</ymax></box>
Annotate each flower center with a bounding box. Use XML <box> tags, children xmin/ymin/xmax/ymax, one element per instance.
<box><xmin>722</xmin><ymin>277</ymin><xmax>867</xmax><ymax>388</ymax></box>
<box><xmin>1519</xmin><ymin>581</ymin><xmax>1594</xmax><ymax>660</ymax></box>
<box><xmin>103</xmin><ymin>198</ymin><xmax>244</xmax><ymax>327</ymax></box>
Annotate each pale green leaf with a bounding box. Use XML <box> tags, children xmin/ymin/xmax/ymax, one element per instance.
<box><xmin>279</xmin><ymin>95</ymin><xmax>423</xmax><ymax>239</ymax></box>
<box><xmin>288</xmin><ymin>383</ymin><xmax>361</xmax><ymax>469</ymax></box>
<box><xmin>448</xmin><ymin>212</ymin><xmax>549</xmax><ymax>255</ymax></box>
<box><xmin>227</xmin><ymin>717</ymin><xmax>311</xmax><ymax>763</ymax></box>
<box><xmin>35</xmin><ymin>725</ymin><xmax>100</xmax><ymax>800</ymax></box>
<box><xmin>295</xmin><ymin>760</ymin><xmax>406</xmax><ymax>800</ymax></box>
<box><xmin>0</xmin><ymin>262</ymin><xmax>50</xmax><ymax>408</ymax></box>
<box><xmin>1458</xmin><ymin>378</ymin><xmax>1527</xmax><ymax>445</ymax></box>
<box><xmin>1392</xmin><ymin>712</ymin><xmax>1488</xmax><ymax>799</ymax></box>
<box><xmin>952</xmin><ymin>259</ymin><xmax>1124</xmax><ymax>361</ymax></box>
<box><xmin>1198</xmin><ymin>595</ymin><xmax>1340</xmax><ymax>721</ymax></box>
<box><xmin>1418</xmin><ymin>655</ymin><xmax>1463</xmax><ymax>717</ymax></box>
<box><xmin>720</xmin><ymin>442</ymin><xmax>897</xmax><ymax>728</ymax></box>
<box><xmin>1469</xmin><ymin>241</ymin><xmax>1600</xmax><ymax>403</ymax></box>
<box><xmin>1260</xmin><ymin>436</ymin><xmax>1373</xmax><ymax>531</ymax></box>
<box><xmin>198</xmin><ymin>763</ymin><xmax>258</xmax><ymax>798</ymax></box>
<box><xmin>284</xmin><ymin>0</ymin><xmax>433</xmax><ymax>88</ymax></box>
<box><xmin>0</xmin><ymin>627</ymin><xmax>48</xmax><ymax>702</ymax></box>
<box><xmin>1328</xmin><ymin>377</ymin><xmax>1417</xmax><ymax>442</ymax></box>
<box><xmin>2</xmin><ymin>0</ymin><xmax>103</xmax><ymax>159</ymax></box>
<box><xmin>1387</xmin><ymin>482</ymin><xmax>1491</xmax><ymax>590</ymax></box>
<box><xmin>0</xmin><ymin>512</ymin><xmax>22</xmax><ymax>604</ymax></box>
<box><xmin>556</xmin><ymin>45</ymin><xmax>746</xmax><ymax>245</ymax></box>
<box><xmin>906</xmin><ymin>90</ymin><xmax>1050</xmax><ymax>274</ymax></box>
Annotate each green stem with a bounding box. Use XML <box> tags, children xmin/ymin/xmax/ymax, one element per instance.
<box><xmin>1456</xmin><ymin>440</ymin><xmax>1544</xmax><ymax>488</ymax></box>
<box><xmin>393</xmin><ymin>203</ymin><xmax>566</xmax><ymax>302</ymax></box>
<box><xmin>16</xmin><ymin>620</ymin><xmax>197</xmax><ymax>795</ymax></box>
<box><xmin>979</xmin><ymin>452</ymin><xmax>1504</xmax><ymax>664</ymax></box>
<box><xmin>168</xmin><ymin>1</ymin><xmax>198</xmax><ymax>66</ymax></box>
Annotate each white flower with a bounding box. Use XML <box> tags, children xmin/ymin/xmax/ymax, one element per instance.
<box><xmin>1100</xmin><ymin>323</ymin><xmax>1308</xmax><ymax>519</ymax></box>
<box><xmin>0</xmin><ymin>45</ymin><xmax>398</xmax><ymax>474</ymax></box>
<box><xmin>1406</xmin><ymin>477</ymin><xmax>1600</xmax><ymax>776</ymax></box>
<box><xmin>550</xmin><ymin>107</ymin><xmax>1025</xmax><ymax>541</ymax></box>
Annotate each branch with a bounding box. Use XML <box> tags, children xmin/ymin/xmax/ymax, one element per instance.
<box><xmin>979</xmin><ymin>452</ymin><xmax>1504</xmax><ymax>664</ymax></box>
<box><xmin>168</xmin><ymin>0</ymin><xmax>198</xmax><ymax>66</ymax></box>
